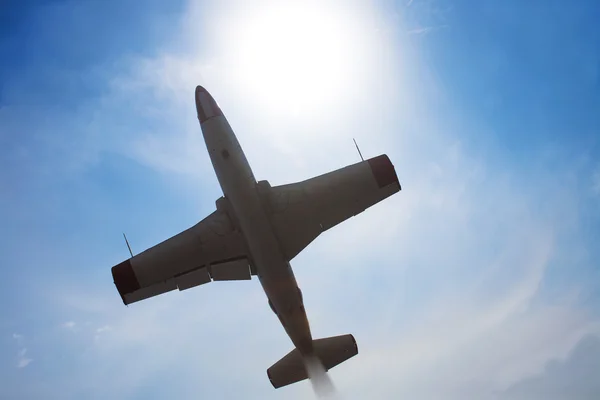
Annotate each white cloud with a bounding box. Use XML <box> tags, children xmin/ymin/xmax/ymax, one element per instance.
<box><xmin>96</xmin><ymin>325</ymin><xmax>111</xmax><ymax>333</ymax></box>
<box><xmin>94</xmin><ymin>325</ymin><xmax>112</xmax><ymax>342</ymax></box>
<box><xmin>17</xmin><ymin>349</ymin><xmax>32</xmax><ymax>369</ymax></box>
<box><xmin>499</xmin><ymin>334</ymin><xmax>600</xmax><ymax>400</ymax></box>
<box><xmin>63</xmin><ymin>321</ymin><xmax>76</xmax><ymax>330</ymax></box>
<box><xmin>407</xmin><ymin>26</ymin><xmax>435</xmax><ymax>34</ymax></box>
<box><xmin>407</xmin><ymin>25</ymin><xmax>449</xmax><ymax>35</ymax></box>
<box><xmin>12</xmin><ymin>334</ymin><xmax>33</xmax><ymax>369</ymax></box>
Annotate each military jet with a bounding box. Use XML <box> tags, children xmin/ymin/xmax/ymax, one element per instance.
<box><xmin>111</xmin><ymin>86</ymin><xmax>401</xmax><ymax>389</ymax></box>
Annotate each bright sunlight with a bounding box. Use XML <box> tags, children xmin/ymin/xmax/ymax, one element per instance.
<box><xmin>218</xmin><ymin>1</ymin><xmax>374</xmax><ymax>115</ymax></box>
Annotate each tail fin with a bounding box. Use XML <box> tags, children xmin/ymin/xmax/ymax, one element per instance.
<box><xmin>266</xmin><ymin>334</ymin><xmax>358</xmax><ymax>389</ymax></box>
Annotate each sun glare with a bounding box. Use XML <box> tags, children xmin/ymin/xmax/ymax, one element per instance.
<box><xmin>220</xmin><ymin>2</ymin><xmax>368</xmax><ymax>115</ymax></box>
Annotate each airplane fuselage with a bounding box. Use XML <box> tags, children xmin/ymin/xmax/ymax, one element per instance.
<box><xmin>195</xmin><ymin>87</ymin><xmax>314</xmax><ymax>354</ymax></box>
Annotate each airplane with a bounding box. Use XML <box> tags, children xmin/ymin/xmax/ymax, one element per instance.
<box><xmin>111</xmin><ymin>85</ymin><xmax>401</xmax><ymax>389</ymax></box>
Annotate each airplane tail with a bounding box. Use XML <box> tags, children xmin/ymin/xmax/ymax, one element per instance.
<box><xmin>266</xmin><ymin>334</ymin><xmax>358</xmax><ymax>389</ymax></box>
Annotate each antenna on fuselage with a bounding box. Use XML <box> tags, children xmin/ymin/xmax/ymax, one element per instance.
<box><xmin>123</xmin><ymin>233</ymin><xmax>134</xmax><ymax>258</ymax></box>
<box><xmin>353</xmin><ymin>138</ymin><xmax>364</xmax><ymax>162</ymax></box>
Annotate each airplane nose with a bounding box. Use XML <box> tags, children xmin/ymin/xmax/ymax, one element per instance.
<box><xmin>195</xmin><ymin>85</ymin><xmax>223</xmax><ymax>123</ymax></box>
<box><xmin>195</xmin><ymin>85</ymin><xmax>206</xmax><ymax>96</ymax></box>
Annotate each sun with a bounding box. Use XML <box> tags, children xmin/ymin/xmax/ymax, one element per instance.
<box><xmin>222</xmin><ymin>2</ymin><xmax>362</xmax><ymax>115</ymax></box>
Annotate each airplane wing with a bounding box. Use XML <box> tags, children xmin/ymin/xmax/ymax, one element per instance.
<box><xmin>111</xmin><ymin>203</ymin><xmax>252</xmax><ymax>305</ymax></box>
<box><xmin>261</xmin><ymin>154</ymin><xmax>401</xmax><ymax>261</ymax></box>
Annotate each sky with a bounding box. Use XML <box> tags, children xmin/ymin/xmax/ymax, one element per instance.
<box><xmin>1</xmin><ymin>0</ymin><xmax>599</xmax><ymax>399</ymax></box>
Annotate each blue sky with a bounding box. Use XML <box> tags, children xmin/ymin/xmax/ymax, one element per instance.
<box><xmin>1</xmin><ymin>0</ymin><xmax>599</xmax><ymax>399</ymax></box>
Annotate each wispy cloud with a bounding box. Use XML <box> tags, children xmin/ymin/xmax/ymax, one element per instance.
<box><xmin>12</xmin><ymin>333</ymin><xmax>32</xmax><ymax>369</ymax></box>
<box><xmin>62</xmin><ymin>321</ymin><xmax>76</xmax><ymax>330</ymax></box>
<box><xmin>96</xmin><ymin>325</ymin><xmax>111</xmax><ymax>333</ymax></box>
<box><xmin>94</xmin><ymin>325</ymin><xmax>112</xmax><ymax>341</ymax></box>
<box><xmin>407</xmin><ymin>24</ymin><xmax>449</xmax><ymax>35</ymax></box>
<box><xmin>17</xmin><ymin>349</ymin><xmax>32</xmax><ymax>369</ymax></box>
<box><xmin>500</xmin><ymin>334</ymin><xmax>600</xmax><ymax>399</ymax></box>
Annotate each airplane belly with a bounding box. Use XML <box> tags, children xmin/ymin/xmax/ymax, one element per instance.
<box><xmin>225</xmin><ymin>185</ymin><xmax>313</xmax><ymax>349</ymax></box>
<box><xmin>228</xmin><ymin>182</ymin><xmax>290</xmax><ymax>282</ymax></box>
<box><xmin>196</xmin><ymin>85</ymin><xmax>313</xmax><ymax>350</ymax></box>
<box><xmin>203</xmin><ymin>124</ymin><xmax>291</xmax><ymax>284</ymax></box>
<box><xmin>216</xmin><ymin>151</ymin><xmax>305</xmax><ymax>319</ymax></box>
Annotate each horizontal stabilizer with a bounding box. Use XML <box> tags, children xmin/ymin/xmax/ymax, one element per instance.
<box><xmin>266</xmin><ymin>334</ymin><xmax>358</xmax><ymax>389</ymax></box>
